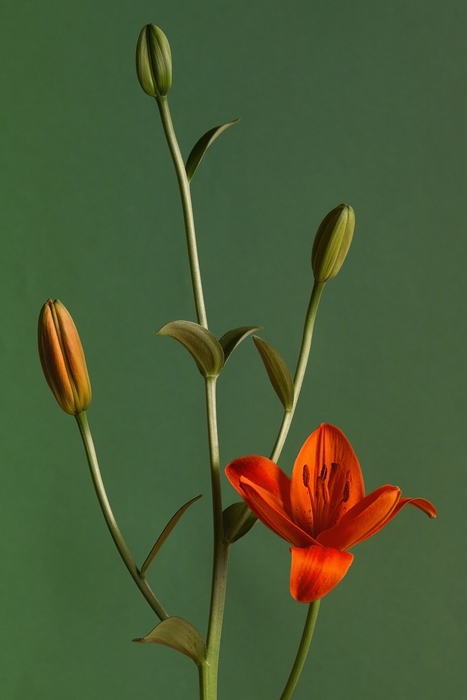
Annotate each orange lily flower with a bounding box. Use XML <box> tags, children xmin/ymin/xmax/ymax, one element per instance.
<box><xmin>225</xmin><ymin>424</ymin><xmax>436</xmax><ymax>602</ymax></box>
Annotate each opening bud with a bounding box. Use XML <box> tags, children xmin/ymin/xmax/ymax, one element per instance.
<box><xmin>38</xmin><ymin>299</ymin><xmax>92</xmax><ymax>415</ymax></box>
<box><xmin>311</xmin><ymin>204</ymin><xmax>355</xmax><ymax>282</ymax></box>
<box><xmin>136</xmin><ymin>24</ymin><xmax>172</xmax><ymax>98</ymax></box>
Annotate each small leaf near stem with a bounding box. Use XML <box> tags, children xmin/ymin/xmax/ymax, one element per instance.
<box><xmin>141</xmin><ymin>495</ymin><xmax>202</xmax><ymax>578</ymax></box>
<box><xmin>219</xmin><ymin>325</ymin><xmax>261</xmax><ymax>363</ymax></box>
<box><xmin>134</xmin><ymin>616</ymin><xmax>207</xmax><ymax>665</ymax></box>
<box><xmin>253</xmin><ymin>336</ymin><xmax>294</xmax><ymax>411</ymax></box>
<box><xmin>185</xmin><ymin>119</ymin><xmax>240</xmax><ymax>182</ymax></box>
<box><xmin>156</xmin><ymin>320</ymin><xmax>224</xmax><ymax>378</ymax></box>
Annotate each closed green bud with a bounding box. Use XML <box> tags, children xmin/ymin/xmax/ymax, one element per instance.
<box><xmin>38</xmin><ymin>299</ymin><xmax>92</xmax><ymax>415</ymax></box>
<box><xmin>136</xmin><ymin>24</ymin><xmax>172</xmax><ymax>97</ymax></box>
<box><xmin>311</xmin><ymin>204</ymin><xmax>355</xmax><ymax>282</ymax></box>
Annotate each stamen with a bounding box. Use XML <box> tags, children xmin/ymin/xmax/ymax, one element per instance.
<box><xmin>342</xmin><ymin>470</ymin><xmax>351</xmax><ymax>502</ymax></box>
<box><xmin>302</xmin><ymin>464</ymin><xmax>310</xmax><ymax>487</ymax></box>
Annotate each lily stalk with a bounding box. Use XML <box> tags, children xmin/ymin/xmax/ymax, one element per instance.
<box><xmin>75</xmin><ymin>411</ymin><xmax>168</xmax><ymax>621</ymax></box>
<box><xmin>156</xmin><ymin>94</ymin><xmax>208</xmax><ymax>329</ymax></box>
<box><xmin>151</xmin><ymin>86</ymin><xmax>227</xmax><ymax>699</ymax></box>
<box><xmin>279</xmin><ymin>600</ymin><xmax>321</xmax><ymax>700</ymax></box>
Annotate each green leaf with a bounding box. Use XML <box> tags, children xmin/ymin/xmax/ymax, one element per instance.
<box><xmin>253</xmin><ymin>336</ymin><xmax>294</xmax><ymax>410</ymax></box>
<box><xmin>133</xmin><ymin>616</ymin><xmax>206</xmax><ymax>665</ymax></box>
<box><xmin>223</xmin><ymin>501</ymin><xmax>257</xmax><ymax>543</ymax></box>
<box><xmin>157</xmin><ymin>320</ymin><xmax>224</xmax><ymax>377</ymax></box>
<box><xmin>140</xmin><ymin>495</ymin><xmax>202</xmax><ymax>577</ymax></box>
<box><xmin>185</xmin><ymin>118</ymin><xmax>240</xmax><ymax>181</ymax></box>
<box><xmin>218</xmin><ymin>325</ymin><xmax>261</xmax><ymax>363</ymax></box>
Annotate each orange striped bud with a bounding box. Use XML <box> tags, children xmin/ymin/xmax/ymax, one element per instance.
<box><xmin>38</xmin><ymin>299</ymin><xmax>91</xmax><ymax>415</ymax></box>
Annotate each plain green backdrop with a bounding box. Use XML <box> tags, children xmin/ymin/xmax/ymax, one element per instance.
<box><xmin>1</xmin><ymin>1</ymin><xmax>465</xmax><ymax>698</ymax></box>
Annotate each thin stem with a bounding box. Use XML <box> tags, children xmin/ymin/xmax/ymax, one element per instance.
<box><xmin>156</xmin><ymin>95</ymin><xmax>208</xmax><ymax>329</ymax></box>
<box><xmin>227</xmin><ymin>280</ymin><xmax>325</xmax><ymax>542</ymax></box>
<box><xmin>279</xmin><ymin>600</ymin><xmax>321</xmax><ymax>700</ymax></box>
<box><xmin>204</xmin><ymin>376</ymin><xmax>229</xmax><ymax>699</ymax></box>
<box><xmin>270</xmin><ymin>279</ymin><xmax>325</xmax><ymax>462</ymax></box>
<box><xmin>75</xmin><ymin>411</ymin><xmax>169</xmax><ymax>621</ymax></box>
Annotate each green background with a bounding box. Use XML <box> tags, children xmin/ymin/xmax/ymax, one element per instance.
<box><xmin>1</xmin><ymin>1</ymin><xmax>465</xmax><ymax>698</ymax></box>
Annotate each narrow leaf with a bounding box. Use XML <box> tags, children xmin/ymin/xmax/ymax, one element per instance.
<box><xmin>253</xmin><ymin>336</ymin><xmax>294</xmax><ymax>410</ymax></box>
<box><xmin>223</xmin><ymin>501</ymin><xmax>258</xmax><ymax>543</ymax></box>
<box><xmin>141</xmin><ymin>495</ymin><xmax>202</xmax><ymax>577</ymax></box>
<box><xmin>185</xmin><ymin>118</ymin><xmax>240</xmax><ymax>181</ymax></box>
<box><xmin>157</xmin><ymin>320</ymin><xmax>224</xmax><ymax>377</ymax></box>
<box><xmin>218</xmin><ymin>325</ymin><xmax>261</xmax><ymax>363</ymax></box>
<box><xmin>133</xmin><ymin>616</ymin><xmax>206</xmax><ymax>665</ymax></box>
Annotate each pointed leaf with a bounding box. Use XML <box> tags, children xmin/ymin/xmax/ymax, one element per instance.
<box><xmin>185</xmin><ymin>118</ymin><xmax>240</xmax><ymax>182</ymax></box>
<box><xmin>141</xmin><ymin>495</ymin><xmax>202</xmax><ymax>577</ymax></box>
<box><xmin>133</xmin><ymin>616</ymin><xmax>206</xmax><ymax>665</ymax></box>
<box><xmin>223</xmin><ymin>501</ymin><xmax>258</xmax><ymax>543</ymax></box>
<box><xmin>157</xmin><ymin>320</ymin><xmax>224</xmax><ymax>377</ymax></box>
<box><xmin>253</xmin><ymin>336</ymin><xmax>294</xmax><ymax>410</ymax></box>
<box><xmin>218</xmin><ymin>325</ymin><xmax>261</xmax><ymax>363</ymax></box>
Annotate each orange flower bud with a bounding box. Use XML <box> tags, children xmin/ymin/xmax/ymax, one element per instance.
<box><xmin>38</xmin><ymin>299</ymin><xmax>91</xmax><ymax>415</ymax></box>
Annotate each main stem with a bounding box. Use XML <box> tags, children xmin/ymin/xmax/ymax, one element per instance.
<box><xmin>156</xmin><ymin>95</ymin><xmax>208</xmax><ymax>329</ymax></box>
<box><xmin>75</xmin><ymin>411</ymin><xmax>168</xmax><ymax>621</ymax></box>
<box><xmin>202</xmin><ymin>376</ymin><xmax>229</xmax><ymax>699</ymax></box>
<box><xmin>279</xmin><ymin>600</ymin><xmax>321</xmax><ymax>700</ymax></box>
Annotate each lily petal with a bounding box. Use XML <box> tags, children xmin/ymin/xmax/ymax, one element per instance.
<box><xmin>290</xmin><ymin>545</ymin><xmax>354</xmax><ymax>602</ymax></box>
<box><xmin>317</xmin><ymin>485</ymin><xmax>401</xmax><ymax>550</ymax></box>
<box><xmin>390</xmin><ymin>496</ymin><xmax>437</xmax><ymax>519</ymax></box>
<box><xmin>239</xmin><ymin>477</ymin><xmax>316</xmax><ymax>548</ymax></box>
<box><xmin>290</xmin><ymin>424</ymin><xmax>365</xmax><ymax>535</ymax></box>
<box><xmin>226</xmin><ymin>455</ymin><xmax>293</xmax><ymax>514</ymax></box>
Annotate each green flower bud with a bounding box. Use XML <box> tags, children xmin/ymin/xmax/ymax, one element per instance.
<box><xmin>136</xmin><ymin>24</ymin><xmax>172</xmax><ymax>97</ymax></box>
<box><xmin>311</xmin><ymin>204</ymin><xmax>355</xmax><ymax>282</ymax></box>
<box><xmin>38</xmin><ymin>299</ymin><xmax>92</xmax><ymax>415</ymax></box>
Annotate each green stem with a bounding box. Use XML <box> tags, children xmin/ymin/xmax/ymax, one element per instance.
<box><xmin>227</xmin><ymin>280</ymin><xmax>325</xmax><ymax>541</ymax></box>
<box><xmin>279</xmin><ymin>600</ymin><xmax>321</xmax><ymax>700</ymax></box>
<box><xmin>75</xmin><ymin>411</ymin><xmax>168</xmax><ymax>621</ymax></box>
<box><xmin>156</xmin><ymin>95</ymin><xmax>208</xmax><ymax>329</ymax></box>
<box><xmin>203</xmin><ymin>376</ymin><xmax>229</xmax><ymax>700</ymax></box>
<box><xmin>270</xmin><ymin>280</ymin><xmax>325</xmax><ymax>462</ymax></box>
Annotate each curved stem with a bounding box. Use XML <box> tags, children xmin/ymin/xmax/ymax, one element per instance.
<box><xmin>227</xmin><ymin>280</ymin><xmax>325</xmax><ymax>541</ymax></box>
<box><xmin>203</xmin><ymin>376</ymin><xmax>229</xmax><ymax>699</ymax></box>
<box><xmin>75</xmin><ymin>411</ymin><xmax>169</xmax><ymax>621</ymax></box>
<box><xmin>156</xmin><ymin>95</ymin><xmax>208</xmax><ymax>329</ymax></box>
<box><xmin>279</xmin><ymin>600</ymin><xmax>321</xmax><ymax>700</ymax></box>
<box><xmin>270</xmin><ymin>280</ymin><xmax>325</xmax><ymax>462</ymax></box>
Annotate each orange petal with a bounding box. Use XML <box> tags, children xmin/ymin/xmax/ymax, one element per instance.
<box><xmin>389</xmin><ymin>496</ymin><xmax>436</xmax><ymax>519</ymax></box>
<box><xmin>290</xmin><ymin>424</ymin><xmax>365</xmax><ymax>535</ymax></box>
<box><xmin>239</xmin><ymin>477</ymin><xmax>316</xmax><ymax>548</ymax></box>
<box><xmin>290</xmin><ymin>545</ymin><xmax>354</xmax><ymax>602</ymax></box>
<box><xmin>226</xmin><ymin>455</ymin><xmax>292</xmax><ymax>512</ymax></box>
<box><xmin>317</xmin><ymin>485</ymin><xmax>401</xmax><ymax>550</ymax></box>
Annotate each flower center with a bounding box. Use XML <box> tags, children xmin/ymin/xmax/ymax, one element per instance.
<box><xmin>302</xmin><ymin>461</ymin><xmax>352</xmax><ymax>535</ymax></box>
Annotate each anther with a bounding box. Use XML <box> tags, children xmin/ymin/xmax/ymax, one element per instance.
<box><xmin>302</xmin><ymin>464</ymin><xmax>310</xmax><ymax>487</ymax></box>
